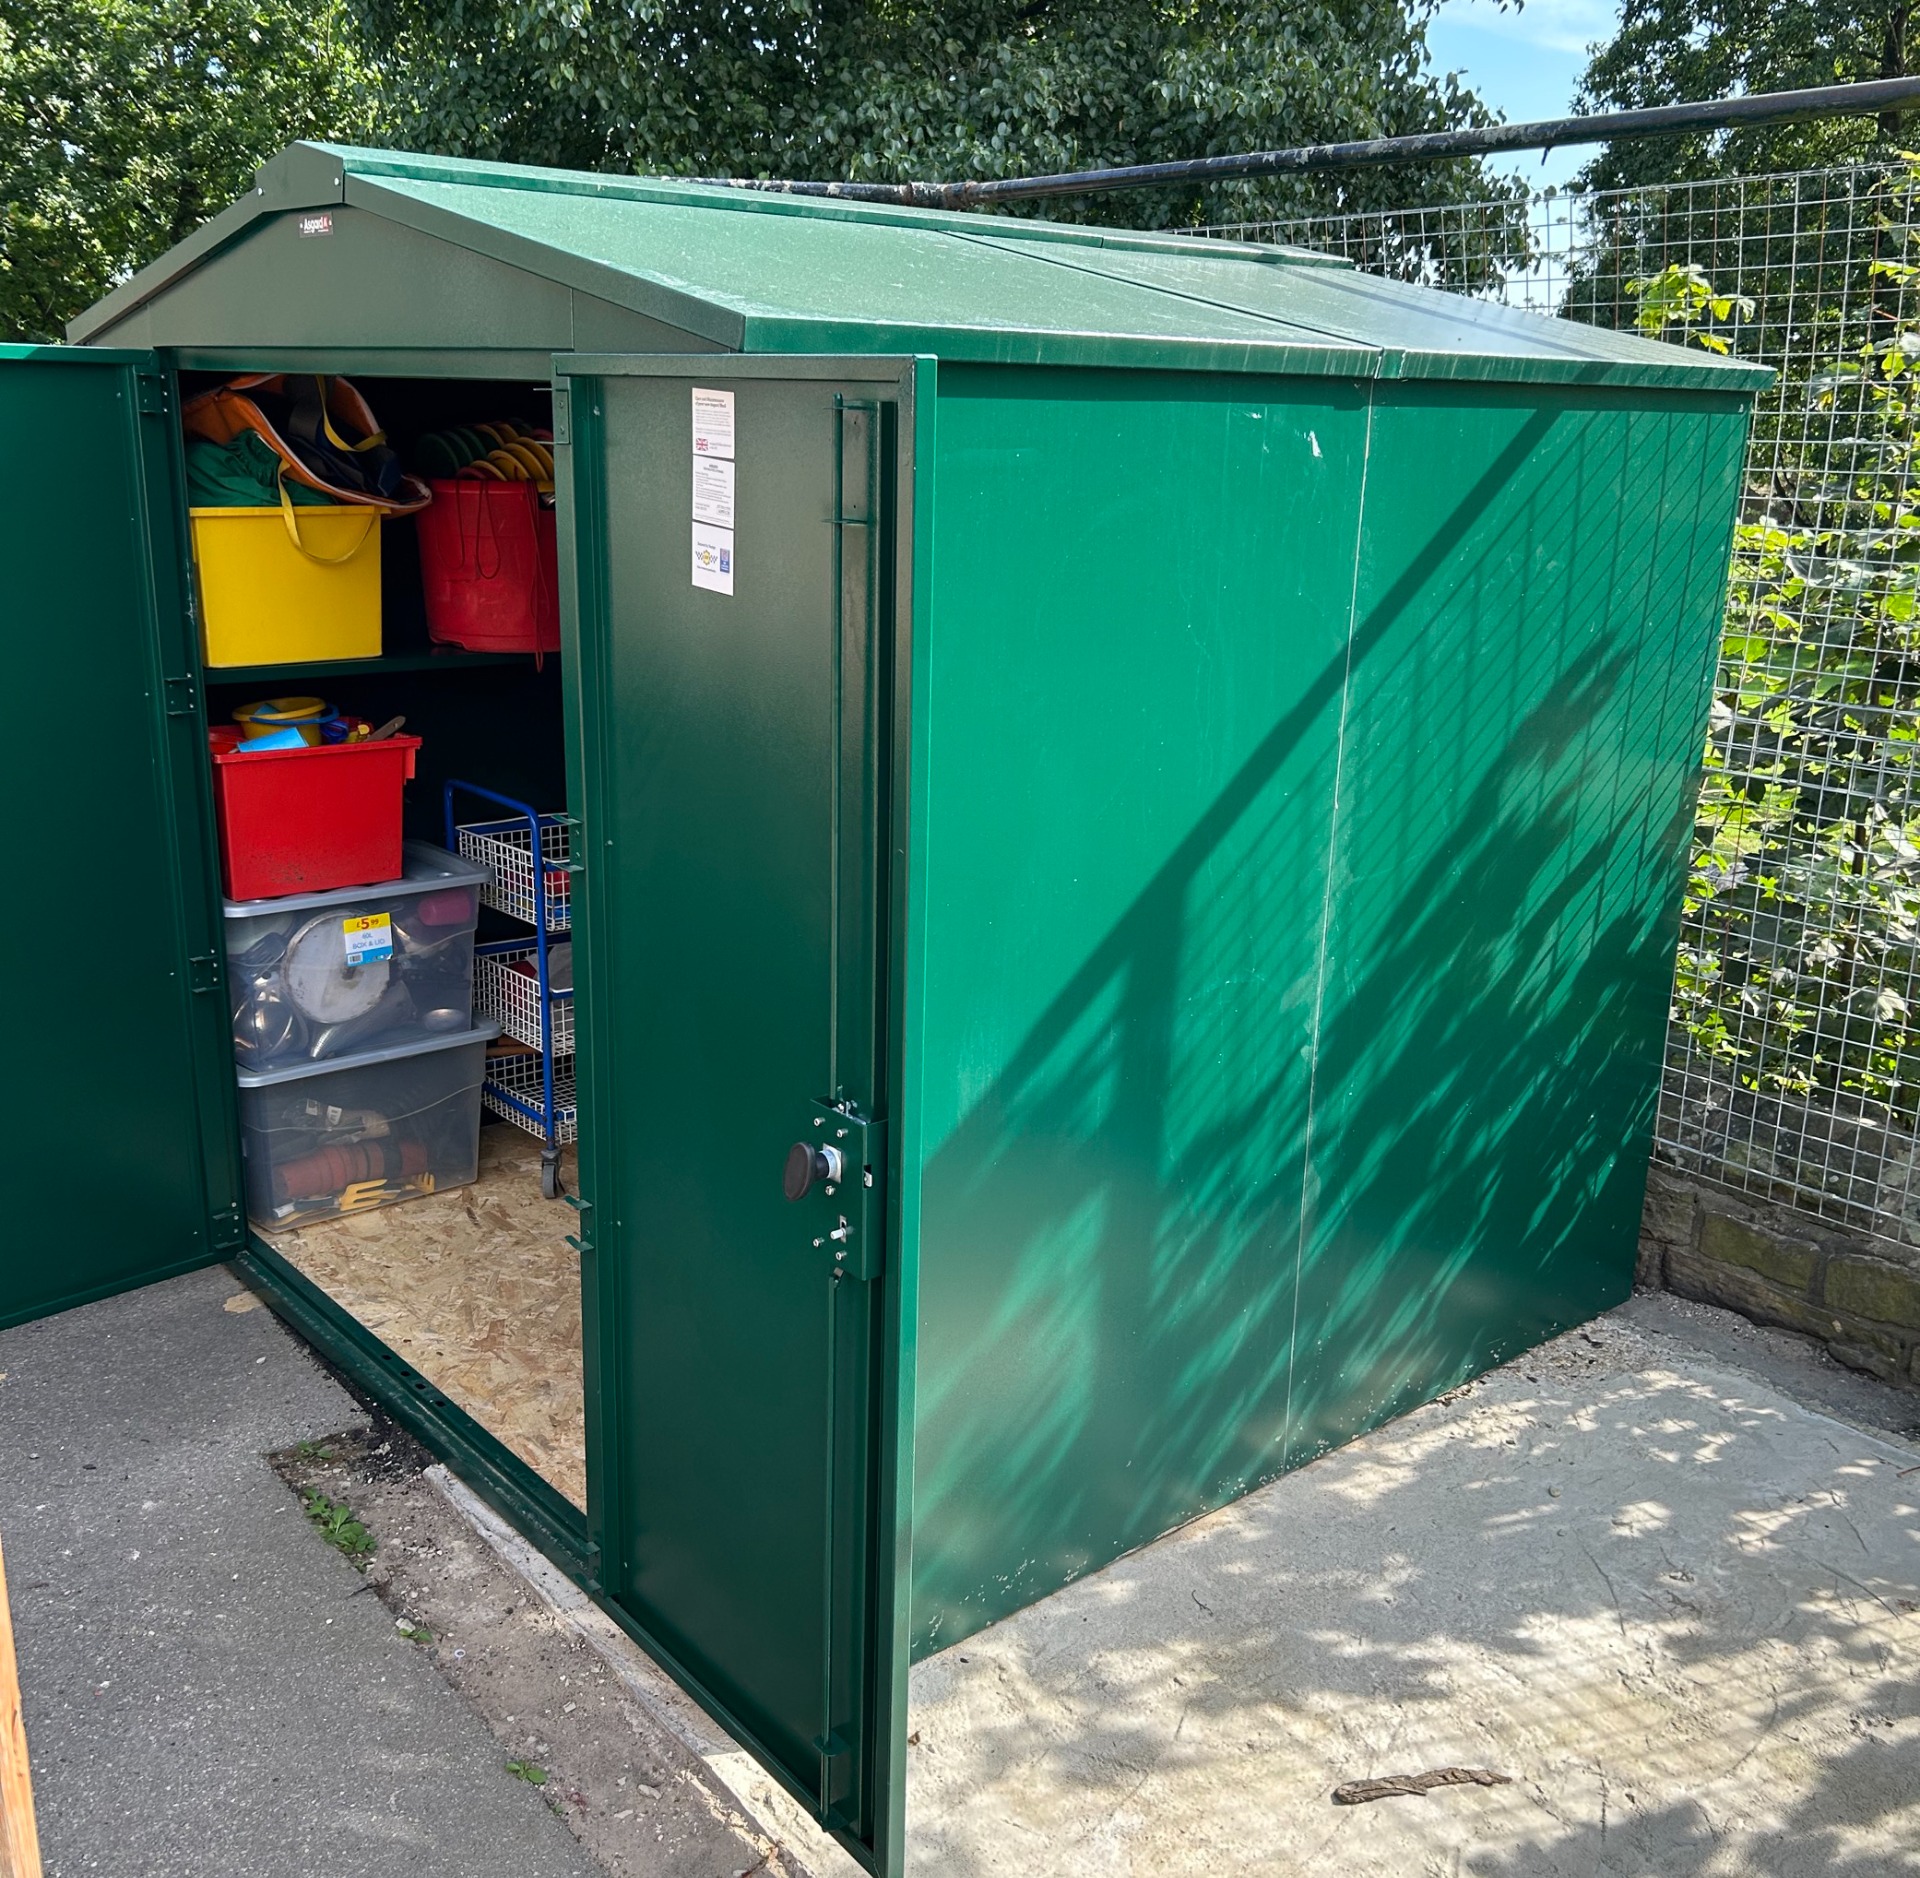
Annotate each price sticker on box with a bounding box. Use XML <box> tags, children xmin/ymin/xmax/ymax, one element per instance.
<box><xmin>342</xmin><ymin>912</ymin><xmax>393</xmax><ymax>966</ymax></box>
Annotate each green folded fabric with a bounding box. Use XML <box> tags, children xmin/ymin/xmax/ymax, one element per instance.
<box><xmin>185</xmin><ymin>429</ymin><xmax>338</xmax><ymax>507</ymax></box>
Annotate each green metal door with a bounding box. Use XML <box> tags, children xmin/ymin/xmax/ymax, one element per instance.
<box><xmin>559</xmin><ymin>356</ymin><xmax>912</xmax><ymax>1873</ymax></box>
<box><xmin>0</xmin><ymin>347</ymin><xmax>241</xmax><ymax>1327</ymax></box>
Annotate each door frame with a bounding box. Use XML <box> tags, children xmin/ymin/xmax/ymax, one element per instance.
<box><xmin>129</xmin><ymin>333</ymin><xmax>600</xmax><ymax>1584</ymax></box>
<box><xmin>553</xmin><ymin>352</ymin><xmax>926</xmax><ymax>1877</ymax></box>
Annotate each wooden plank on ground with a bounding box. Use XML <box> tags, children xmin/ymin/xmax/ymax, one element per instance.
<box><xmin>0</xmin><ymin>1534</ymin><xmax>41</xmax><ymax>1878</ymax></box>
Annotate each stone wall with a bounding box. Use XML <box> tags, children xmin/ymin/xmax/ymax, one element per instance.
<box><xmin>1638</xmin><ymin>1164</ymin><xmax>1920</xmax><ymax>1388</ymax></box>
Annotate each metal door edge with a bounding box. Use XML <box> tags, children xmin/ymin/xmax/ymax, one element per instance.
<box><xmin>235</xmin><ymin>1232</ymin><xmax>881</xmax><ymax>1863</ymax></box>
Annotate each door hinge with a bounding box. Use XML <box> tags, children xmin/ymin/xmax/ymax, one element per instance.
<box><xmin>208</xmin><ymin>1205</ymin><xmax>246</xmax><ymax>1252</ymax></box>
<box><xmin>163</xmin><ymin>675</ymin><xmax>198</xmax><ymax>718</ymax></box>
<box><xmin>562</xmin><ymin>1192</ymin><xmax>595</xmax><ymax>1254</ymax></box>
<box><xmin>188</xmin><ymin>953</ymin><xmax>221</xmax><ymax>994</ymax></box>
<box><xmin>137</xmin><ymin>373</ymin><xmax>171</xmax><ymax>417</ymax></box>
<box><xmin>551</xmin><ymin>387</ymin><xmax>571</xmax><ymax>446</ymax></box>
<box><xmin>793</xmin><ymin>1104</ymin><xmax>884</xmax><ymax>1281</ymax></box>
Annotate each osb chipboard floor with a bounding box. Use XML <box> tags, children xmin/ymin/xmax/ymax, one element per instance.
<box><xmin>272</xmin><ymin>1125</ymin><xmax>586</xmax><ymax>1510</ymax></box>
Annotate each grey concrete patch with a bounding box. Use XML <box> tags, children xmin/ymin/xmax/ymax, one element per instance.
<box><xmin>0</xmin><ymin>1267</ymin><xmax>599</xmax><ymax>1878</ymax></box>
<box><xmin>904</xmin><ymin>1307</ymin><xmax>1920</xmax><ymax>1877</ymax></box>
<box><xmin>273</xmin><ymin>1430</ymin><xmax>795</xmax><ymax>1877</ymax></box>
<box><xmin>424</xmin><ymin>1466</ymin><xmax>863</xmax><ymax>1878</ymax></box>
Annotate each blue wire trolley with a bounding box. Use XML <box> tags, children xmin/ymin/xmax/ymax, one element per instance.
<box><xmin>445</xmin><ymin>781</ymin><xmax>575</xmax><ymax>1200</ymax></box>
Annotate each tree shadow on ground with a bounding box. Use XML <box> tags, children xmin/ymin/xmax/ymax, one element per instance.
<box><xmin>904</xmin><ymin>1353</ymin><xmax>1920</xmax><ymax>1877</ymax></box>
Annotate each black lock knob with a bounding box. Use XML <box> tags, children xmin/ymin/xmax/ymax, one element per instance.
<box><xmin>784</xmin><ymin>1140</ymin><xmax>844</xmax><ymax>1201</ymax></box>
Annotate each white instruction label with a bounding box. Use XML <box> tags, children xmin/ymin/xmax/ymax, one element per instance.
<box><xmin>692</xmin><ymin>520</ymin><xmax>735</xmax><ymax>595</ymax></box>
<box><xmin>692</xmin><ymin>453</ymin><xmax>735</xmax><ymax>528</ymax></box>
<box><xmin>343</xmin><ymin>912</ymin><xmax>393</xmax><ymax>966</ymax></box>
<box><xmin>692</xmin><ymin>388</ymin><xmax>735</xmax><ymax>461</ymax></box>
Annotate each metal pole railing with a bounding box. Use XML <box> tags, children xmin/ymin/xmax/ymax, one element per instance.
<box><xmin>695</xmin><ymin>78</ymin><xmax>1920</xmax><ymax>210</ymax></box>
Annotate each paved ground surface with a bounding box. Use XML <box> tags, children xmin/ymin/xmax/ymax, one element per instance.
<box><xmin>274</xmin><ymin>1429</ymin><xmax>808</xmax><ymax>1878</ymax></box>
<box><xmin>0</xmin><ymin>1267</ymin><xmax>763</xmax><ymax>1878</ymax></box>
<box><xmin>904</xmin><ymin>1294</ymin><xmax>1920</xmax><ymax>1877</ymax></box>
<box><xmin>7</xmin><ymin>1264</ymin><xmax>1919</xmax><ymax>1878</ymax></box>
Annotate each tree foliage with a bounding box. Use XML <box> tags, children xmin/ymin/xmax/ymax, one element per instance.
<box><xmin>0</xmin><ymin>0</ymin><xmax>371</xmax><ymax>341</ymax></box>
<box><xmin>0</xmin><ymin>0</ymin><xmax>1522</xmax><ymax>338</ymax></box>
<box><xmin>1574</xmin><ymin>0</ymin><xmax>1912</xmax><ymax>191</ymax></box>
<box><xmin>351</xmin><ymin>0</ymin><xmax>1521</xmax><ymax>229</ymax></box>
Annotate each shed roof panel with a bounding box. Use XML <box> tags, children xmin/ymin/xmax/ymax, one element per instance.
<box><xmin>360</xmin><ymin>174</ymin><xmax>1375</xmax><ymax>373</ymax></box>
<box><xmin>965</xmin><ymin>238</ymin><xmax>1773</xmax><ymax>390</ymax></box>
<box><xmin>68</xmin><ymin>141</ymin><xmax>1771</xmax><ymax>392</ymax></box>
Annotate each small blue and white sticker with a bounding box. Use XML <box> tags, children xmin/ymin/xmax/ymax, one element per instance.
<box><xmin>343</xmin><ymin>912</ymin><xmax>393</xmax><ymax>966</ymax></box>
<box><xmin>692</xmin><ymin>520</ymin><xmax>734</xmax><ymax>596</ymax></box>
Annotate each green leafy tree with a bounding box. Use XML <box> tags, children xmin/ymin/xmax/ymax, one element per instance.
<box><xmin>0</xmin><ymin>0</ymin><xmax>371</xmax><ymax>342</ymax></box>
<box><xmin>352</xmin><ymin>0</ymin><xmax>1525</xmax><ymax>231</ymax></box>
<box><xmin>1573</xmin><ymin>0</ymin><xmax>1912</xmax><ymax>191</ymax></box>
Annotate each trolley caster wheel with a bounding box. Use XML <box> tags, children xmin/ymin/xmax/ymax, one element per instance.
<box><xmin>541</xmin><ymin>1151</ymin><xmax>564</xmax><ymax>1202</ymax></box>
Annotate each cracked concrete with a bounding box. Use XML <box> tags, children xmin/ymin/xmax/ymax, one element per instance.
<box><xmin>903</xmin><ymin>1299</ymin><xmax>1920</xmax><ymax>1876</ymax></box>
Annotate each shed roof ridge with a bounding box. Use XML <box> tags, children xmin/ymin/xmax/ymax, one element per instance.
<box><xmin>310</xmin><ymin>143</ymin><xmax>1339</xmax><ymax>268</ymax></box>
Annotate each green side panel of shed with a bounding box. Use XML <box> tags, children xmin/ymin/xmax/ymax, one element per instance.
<box><xmin>903</xmin><ymin>370</ymin><xmax>1753</xmax><ymax>1651</ymax></box>
<box><xmin>1283</xmin><ymin>386</ymin><xmax>1752</xmax><ymax>1466</ymax></box>
<box><xmin>907</xmin><ymin>365</ymin><xmax>1373</xmax><ymax>1647</ymax></box>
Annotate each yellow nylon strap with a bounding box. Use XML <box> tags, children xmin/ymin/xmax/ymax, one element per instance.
<box><xmin>277</xmin><ymin>471</ymin><xmax>378</xmax><ymax>564</ymax></box>
<box><xmin>313</xmin><ymin>375</ymin><xmax>387</xmax><ymax>454</ymax></box>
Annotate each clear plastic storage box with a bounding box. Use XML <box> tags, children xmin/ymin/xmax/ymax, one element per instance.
<box><xmin>236</xmin><ymin>1025</ymin><xmax>497</xmax><ymax>1230</ymax></box>
<box><xmin>225</xmin><ymin>842</ymin><xmax>488</xmax><ymax>1070</ymax></box>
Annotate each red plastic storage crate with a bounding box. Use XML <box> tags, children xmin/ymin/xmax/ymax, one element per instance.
<box><xmin>417</xmin><ymin>479</ymin><xmax>559</xmax><ymax>655</ymax></box>
<box><xmin>211</xmin><ymin>735</ymin><xmax>423</xmax><ymax>900</ymax></box>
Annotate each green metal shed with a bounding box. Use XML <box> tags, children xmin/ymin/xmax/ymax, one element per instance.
<box><xmin>5</xmin><ymin>141</ymin><xmax>1765</xmax><ymax>1874</ymax></box>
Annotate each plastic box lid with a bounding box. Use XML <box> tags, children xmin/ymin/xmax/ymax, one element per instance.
<box><xmin>233</xmin><ymin>1020</ymin><xmax>501</xmax><ymax>1089</ymax></box>
<box><xmin>223</xmin><ymin>840</ymin><xmax>488</xmax><ymax>919</ymax></box>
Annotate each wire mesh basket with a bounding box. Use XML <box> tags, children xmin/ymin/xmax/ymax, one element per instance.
<box><xmin>455</xmin><ymin>814</ymin><xmax>572</xmax><ymax>931</ymax></box>
<box><xmin>475</xmin><ymin>943</ymin><xmax>574</xmax><ymax>1052</ymax></box>
<box><xmin>482</xmin><ymin>1047</ymin><xmax>577</xmax><ymax>1145</ymax></box>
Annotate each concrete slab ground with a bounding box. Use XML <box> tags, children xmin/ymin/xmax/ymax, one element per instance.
<box><xmin>904</xmin><ymin>1300</ymin><xmax>1920</xmax><ymax>1877</ymax></box>
<box><xmin>0</xmin><ymin>1267</ymin><xmax>750</xmax><ymax>1878</ymax></box>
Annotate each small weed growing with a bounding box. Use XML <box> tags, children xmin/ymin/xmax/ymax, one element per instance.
<box><xmin>302</xmin><ymin>1489</ymin><xmax>375</xmax><ymax>1562</ymax></box>
<box><xmin>506</xmin><ymin>1760</ymin><xmax>548</xmax><ymax>1786</ymax></box>
<box><xmin>395</xmin><ymin>1617</ymin><xmax>433</xmax><ymax>1645</ymax></box>
<box><xmin>293</xmin><ymin>1440</ymin><xmax>333</xmax><ymax>1461</ymax></box>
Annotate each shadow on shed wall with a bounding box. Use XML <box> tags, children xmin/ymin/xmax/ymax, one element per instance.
<box><xmin>909</xmin><ymin>381</ymin><xmax>1747</xmax><ymax>1653</ymax></box>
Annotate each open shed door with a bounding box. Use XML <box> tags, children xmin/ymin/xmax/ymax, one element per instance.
<box><xmin>558</xmin><ymin>356</ymin><xmax>915</xmax><ymax>1872</ymax></box>
<box><xmin>0</xmin><ymin>347</ymin><xmax>242</xmax><ymax>1327</ymax></box>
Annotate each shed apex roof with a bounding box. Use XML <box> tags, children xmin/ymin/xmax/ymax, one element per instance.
<box><xmin>71</xmin><ymin>142</ymin><xmax>1772</xmax><ymax>390</ymax></box>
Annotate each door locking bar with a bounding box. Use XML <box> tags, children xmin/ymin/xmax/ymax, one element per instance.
<box><xmin>783</xmin><ymin>1104</ymin><xmax>884</xmax><ymax>1281</ymax></box>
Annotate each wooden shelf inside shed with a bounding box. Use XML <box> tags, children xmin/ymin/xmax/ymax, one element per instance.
<box><xmin>204</xmin><ymin>650</ymin><xmax>538</xmax><ymax>687</ymax></box>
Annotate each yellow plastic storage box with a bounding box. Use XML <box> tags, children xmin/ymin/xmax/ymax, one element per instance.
<box><xmin>190</xmin><ymin>505</ymin><xmax>383</xmax><ymax>667</ymax></box>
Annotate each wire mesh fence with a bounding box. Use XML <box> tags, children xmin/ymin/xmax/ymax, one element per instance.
<box><xmin>1206</xmin><ymin>164</ymin><xmax>1920</xmax><ymax>1245</ymax></box>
